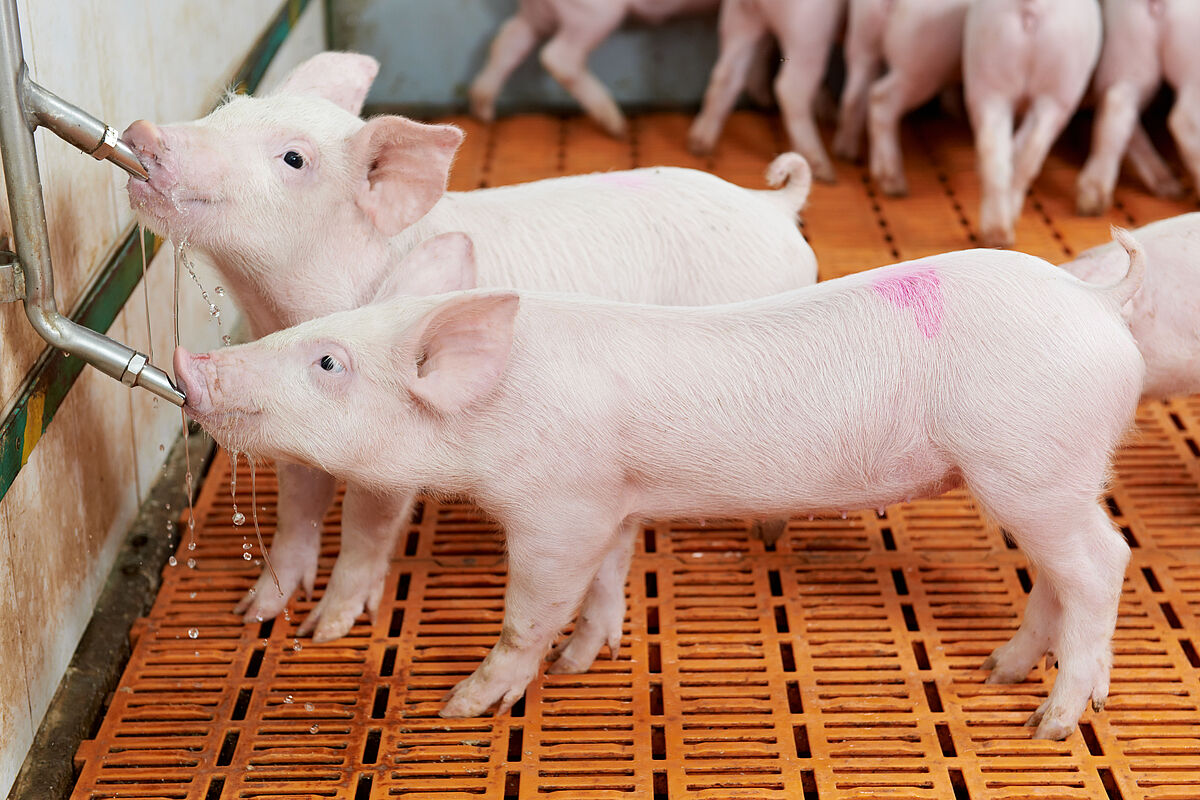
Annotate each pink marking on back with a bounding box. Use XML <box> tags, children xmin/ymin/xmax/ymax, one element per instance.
<box><xmin>594</xmin><ymin>171</ymin><xmax>649</xmax><ymax>190</ymax></box>
<box><xmin>871</xmin><ymin>267</ymin><xmax>944</xmax><ymax>338</ymax></box>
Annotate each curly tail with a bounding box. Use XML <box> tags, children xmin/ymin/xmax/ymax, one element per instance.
<box><xmin>765</xmin><ymin>153</ymin><xmax>812</xmax><ymax>216</ymax></box>
<box><xmin>1105</xmin><ymin>226</ymin><xmax>1145</xmax><ymax>318</ymax></box>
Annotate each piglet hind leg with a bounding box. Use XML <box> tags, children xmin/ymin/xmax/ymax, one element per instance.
<box><xmin>538</xmin><ymin>12</ymin><xmax>628</xmax><ymax>138</ymax></box>
<box><xmin>1077</xmin><ymin>83</ymin><xmax>1147</xmax><ymax>216</ymax></box>
<box><xmin>296</xmin><ymin>485</ymin><xmax>417</xmax><ymax>643</ymax></box>
<box><xmin>1007</xmin><ymin>97</ymin><xmax>1075</xmax><ymax>227</ymax></box>
<box><xmin>689</xmin><ymin>2</ymin><xmax>769</xmax><ymax>156</ymax></box>
<box><xmin>442</xmin><ymin>508</ymin><xmax>621</xmax><ymax>718</ymax></box>
<box><xmin>982</xmin><ymin>498</ymin><xmax>1128</xmax><ymax>740</ymax></box>
<box><xmin>470</xmin><ymin>15</ymin><xmax>542</xmax><ymax>123</ymax></box>
<box><xmin>235</xmin><ymin>464</ymin><xmax>335</xmax><ymax>622</ymax></box>
<box><xmin>546</xmin><ymin>521</ymin><xmax>637</xmax><ymax>674</ymax></box>
<box><xmin>1167</xmin><ymin>84</ymin><xmax>1200</xmax><ymax>199</ymax></box>
<box><xmin>971</xmin><ymin>98</ymin><xmax>1015</xmax><ymax>247</ymax></box>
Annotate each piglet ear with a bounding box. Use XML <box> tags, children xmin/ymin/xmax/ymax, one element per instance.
<box><xmin>269</xmin><ymin>52</ymin><xmax>379</xmax><ymax>115</ymax></box>
<box><xmin>374</xmin><ymin>233</ymin><xmax>478</xmax><ymax>301</ymax></box>
<box><xmin>351</xmin><ymin>116</ymin><xmax>464</xmax><ymax>236</ymax></box>
<box><xmin>407</xmin><ymin>291</ymin><xmax>519</xmax><ymax>414</ymax></box>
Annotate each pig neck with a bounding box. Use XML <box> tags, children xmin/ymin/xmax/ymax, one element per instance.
<box><xmin>207</xmin><ymin>225</ymin><xmax>395</xmax><ymax>338</ymax></box>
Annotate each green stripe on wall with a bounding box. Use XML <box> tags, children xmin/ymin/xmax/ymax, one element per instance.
<box><xmin>0</xmin><ymin>0</ymin><xmax>314</xmax><ymax>503</ymax></box>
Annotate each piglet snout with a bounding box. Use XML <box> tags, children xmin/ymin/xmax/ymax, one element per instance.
<box><xmin>173</xmin><ymin>346</ymin><xmax>211</xmax><ymax>416</ymax></box>
<box><xmin>122</xmin><ymin>119</ymin><xmax>163</xmax><ymax>159</ymax></box>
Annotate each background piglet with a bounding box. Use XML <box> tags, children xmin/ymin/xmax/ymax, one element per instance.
<box><xmin>1061</xmin><ymin>212</ymin><xmax>1200</xmax><ymax>399</ymax></box>
<box><xmin>833</xmin><ymin>0</ymin><xmax>891</xmax><ymax>162</ymax></box>
<box><xmin>865</xmin><ymin>0</ymin><xmax>973</xmax><ymax>196</ymax></box>
<box><xmin>1077</xmin><ymin>0</ymin><xmax>1196</xmax><ymax>216</ymax></box>
<box><xmin>124</xmin><ymin>52</ymin><xmax>818</xmax><ymax>643</ymax></box>
<box><xmin>688</xmin><ymin>0</ymin><xmax>846</xmax><ymax>182</ymax></box>
<box><xmin>175</xmin><ymin>230</ymin><xmax>1145</xmax><ymax>740</ymax></box>
<box><xmin>470</xmin><ymin>0</ymin><xmax>718</xmax><ymax>137</ymax></box>
<box><xmin>964</xmin><ymin>0</ymin><xmax>1101</xmax><ymax>247</ymax></box>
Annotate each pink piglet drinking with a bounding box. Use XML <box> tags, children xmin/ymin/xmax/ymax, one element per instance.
<box><xmin>175</xmin><ymin>228</ymin><xmax>1146</xmax><ymax>741</ymax></box>
<box><xmin>123</xmin><ymin>52</ymin><xmax>818</xmax><ymax>644</ymax></box>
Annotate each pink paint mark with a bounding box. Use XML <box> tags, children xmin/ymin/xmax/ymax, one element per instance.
<box><xmin>594</xmin><ymin>171</ymin><xmax>649</xmax><ymax>190</ymax></box>
<box><xmin>871</xmin><ymin>267</ymin><xmax>944</xmax><ymax>338</ymax></box>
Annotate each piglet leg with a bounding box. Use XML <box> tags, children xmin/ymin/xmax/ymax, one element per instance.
<box><xmin>442</xmin><ymin>506</ymin><xmax>621</xmax><ymax>717</ymax></box>
<box><xmin>297</xmin><ymin>485</ymin><xmax>416</xmax><ymax>642</ymax></box>
<box><xmin>1078</xmin><ymin>83</ymin><xmax>1146</xmax><ymax>215</ymax></box>
<box><xmin>539</xmin><ymin>10</ymin><xmax>628</xmax><ymax>137</ymax></box>
<box><xmin>235</xmin><ymin>463</ymin><xmax>334</xmax><ymax>622</ymax></box>
<box><xmin>971</xmin><ymin>98</ymin><xmax>1015</xmax><ymax>247</ymax></box>
<box><xmin>1126</xmin><ymin>122</ymin><xmax>1183</xmax><ymax>199</ymax></box>
<box><xmin>1168</xmin><ymin>84</ymin><xmax>1200</xmax><ymax>197</ymax></box>
<box><xmin>547</xmin><ymin>521</ymin><xmax>636</xmax><ymax>673</ymax></box>
<box><xmin>1008</xmin><ymin>97</ymin><xmax>1072</xmax><ymax>223</ymax></box>
<box><xmin>776</xmin><ymin>40</ymin><xmax>837</xmax><ymax>183</ymax></box>
<box><xmin>689</xmin><ymin>2</ymin><xmax>770</xmax><ymax>156</ymax></box>
<box><xmin>470</xmin><ymin>15</ymin><xmax>542</xmax><ymax>123</ymax></box>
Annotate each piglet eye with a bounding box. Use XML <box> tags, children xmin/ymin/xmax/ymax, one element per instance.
<box><xmin>319</xmin><ymin>354</ymin><xmax>345</xmax><ymax>373</ymax></box>
<box><xmin>283</xmin><ymin>150</ymin><xmax>305</xmax><ymax>169</ymax></box>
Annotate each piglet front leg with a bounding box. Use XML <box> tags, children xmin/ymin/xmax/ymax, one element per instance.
<box><xmin>235</xmin><ymin>463</ymin><xmax>335</xmax><ymax>622</ymax></box>
<box><xmin>442</xmin><ymin>507</ymin><xmax>622</xmax><ymax>717</ymax></box>
<box><xmin>296</xmin><ymin>485</ymin><xmax>416</xmax><ymax>642</ymax></box>
<box><xmin>547</xmin><ymin>522</ymin><xmax>636</xmax><ymax>673</ymax></box>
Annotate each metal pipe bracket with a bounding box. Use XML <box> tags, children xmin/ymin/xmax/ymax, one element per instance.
<box><xmin>0</xmin><ymin>249</ymin><xmax>25</xmax><ymax>303</ymax></box>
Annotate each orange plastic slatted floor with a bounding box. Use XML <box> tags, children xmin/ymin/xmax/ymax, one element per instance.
<box><xmin>72</xmin><ymin>112</ymin><xmax>1200</xmax><ymax>800</ymax></box>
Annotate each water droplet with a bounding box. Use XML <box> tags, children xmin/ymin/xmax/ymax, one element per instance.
<box><xmin>292</xmin><ymin>640</ymin><xmax>302</xmax><ymax>652</ymax></box>
<box><xmin>247</xmin><ymin>587</ymin><xmax>257</xmax><ymax>596</ymax></box>
<box><xmin>243</xmin><ymin>552</ymin><xmax>252</xmax><ymax>560</ymax></box>
<box><xmin>189</xmin><ymin>592</ymin><xmax>196</xmax><ymax>599</ymax></box>
<box><xmin>186</xmin><ymin>558</ymin><xmax>197</xmax><ymax>569</ymax></box>
<box><xmin>309</xmin><ymin>723</ymin><xmax>319</xmax><ymax>734</ymax></box>
<box><xmin>232</xmin><ymin>511</ymin><xmax>246</xmax><ymax>526</ymax></box>
<box><xmin>187</xmin><ymin>541</ymin><xmax>196</xmax><ymax>551</ymax></box>
<box><xmin>284</xmin><ymin>695</ymin><xmax>293</xmax><ymax>704</ymax></box>
<box><xmin>158</xmin><ymin>444</ymin><xmax>165</xmax><ymax>451</ymax></box>
<box><xmin>168</xmin><ymin>556</ymin><xmax>177</xmax><ymax>566</ymax></box>
<box><xmin>187</xmin><ymin>628</ymin><xmax>199</xmax><ymax>639</ymax></box>
<box><xmin>840</xmin><ymin>511</ymin><xmax>847</xmax><ymax>520</ymax></box>
<box><xmin>222</xmin><ymin>335</ymin><xmax>232</xmax><ymax>346</ymax></box>
<box><xmin>164</xmin><ymin>503</ymin><xmax>171</xmax><ymax>510</ymax></box>
<box><xmin>243</xmin><ymin>542</ymin><xmax>252</xmax><ymax>550</ymax></box>
<box><xmin>304</xmin><ymin>702</ymin><xmax>314</xmax><ymax>712</ymax></box>
<box><xmin>215</xmin><ymin>286</ymin><xmax>225</xmax><ymax>296</ymax></box>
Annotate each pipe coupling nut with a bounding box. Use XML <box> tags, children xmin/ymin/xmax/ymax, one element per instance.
<box><xmin>121</xmin><ymin>352</ymin><xmax>147</xmax><ymax>387</ymax></box>
<box><xmin>90</xmin><ymin>125</ymin><xmax>118</xmax><ymax>161</ymax></box>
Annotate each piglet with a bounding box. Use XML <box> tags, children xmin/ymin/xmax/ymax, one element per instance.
<box><xmin>833</xmin><ymin>0</ymin><xmax>891</xmax><ymax>162</ymax></box>
<box><xmin>176</xmin><ymin>228</ymin><xmax>1146</xmax><ymax>740</ymax></box>
<box><xmin>866</xmin><ymin>0</ymin><xmax>973</xmax><ymax>196</ymax></box>
<box><xmin>470</xmin><ymin>0</ymin><xmax>719</xmax><ymax>137</ymax></box>
<box><xmin>124</xmin><ymin>52</ymin><xmax>818</xmax><ymax>644</ymax></box>
<box><xmin>688</xmin><ymin>0</ymin><xmax>847</xmax><ymax>183</ymax></box>
<box><xmin>1077</xmin><ymin>0</ymin><xmax>1194</xmax><ymax>216</ymax></box>
<box><xmin>1061</xmin><ymin>212</ymin><xmax>1200</xmax><ymax>399</ymax></box>
<box><xmin>964</xmin><ymin>0</ymin><xmax>1101</xmax><ymax>247</ymax></box>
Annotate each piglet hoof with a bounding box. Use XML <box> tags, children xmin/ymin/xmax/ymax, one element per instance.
<box><xmin>873</xmin><ymin>171</ymin><xmax>909</xmax><ymax>198</ymax></box>
<box><xmin>1025</xmin><ymin>699</ymin><xmax>1077</xmax><ymax>741</ymax></box>
<box><xmin>1151</xmin><ymin>174</ymin><xmax>1184</xmax><ymax>200</ymax></box>
<box><xmin>295</xmin><ymin>574</ymin><xmax>384</xmax><ymax>643</ymax></box>
<box><xmin>468</xmin><ymin>89</ymin><xmax>497</xmax><ymax>124</ymax></box>
<box><xmin>979</xmin><ymin>225</ymin><xmax>1015</xmax><ymax>249</ymax></box>
<box><xmin>441</xmin><ymin>668</ymin><xmax>531</xmax><ymax>718</ymax></box>
<box><xmin>1075</xmin><ymin>176</ymin><xmax>1112</xmax><ymax>216</ymax></box>
<box><xmin>810</xmin><ymin>158</ymin><xmax>838</xmax><ymax>185</ymax></box>
<box><xmin>832</xmin><ymin>131</ymin><xmax>862</xmax><ymax>163</ymax></box>
<box><xmin>234</xmin><ymin>564</ymin><xmax>310</xmax><ymax>623</ymax></box>
<box><xmin>595</xmin><ymin>111</ymin><xmax>629</xmax><ymax>140</ymax></box>
<box><xmin>750</xmin><ymin>518</ymin><xmax>788</xmax><ymax>547</ymax></box>
<box><xmin>686</xmin><ymin>126</ymin><xmax>718</xmax><ymax>157</ymax></box>
<box><xmin>546</xmin><ymin>623</ymin><xmax>622</xmax><ymax>675</ymax></box>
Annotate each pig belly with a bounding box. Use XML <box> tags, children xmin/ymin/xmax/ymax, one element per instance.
<box><xmin>627</xmin><ymin>434</ymin><xmax>957</xmax><ymax>520</ymax></box>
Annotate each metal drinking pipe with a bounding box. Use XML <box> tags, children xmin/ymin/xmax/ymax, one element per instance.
<box><xmin>0</xmin><ymin>0</ymin><xmax>184</xmax><ymax>406</ymax></box>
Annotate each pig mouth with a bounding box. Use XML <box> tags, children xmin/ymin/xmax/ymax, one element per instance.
<box><xmin>127</xmin><ymin>177</ymin><xmax>219</xmax><ymax>226</ymax></box>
